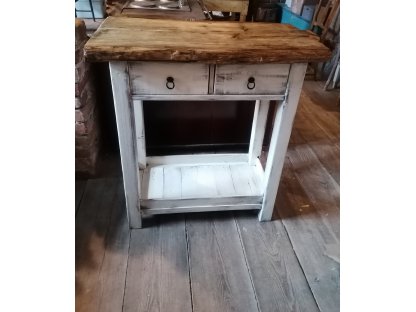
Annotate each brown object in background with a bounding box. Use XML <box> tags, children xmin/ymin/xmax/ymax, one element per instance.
<box><xmin>75</xmin><ymin>19</ymin><xmax>101</xmax><ymax>176</ymax></box>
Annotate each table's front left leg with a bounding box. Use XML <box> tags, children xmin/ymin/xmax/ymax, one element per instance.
<box><xmin>109</xmin><ymin>61</ymin><xmax>142</xmax><ymax>229</ymax></box>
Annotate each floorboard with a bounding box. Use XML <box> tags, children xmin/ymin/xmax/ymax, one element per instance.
<box><xmin>297</xmin><ymin>103</ymin><xmax>339</xmax><ymax>147</ymax></box>
<box><xmin>75</xmin><ymin>178</ymin><xmax>129</xmax><ymax>312</ymax></box>
<box><xmin>235</xmin><ymin>211</ymin><xmax>320</xmax><ymax>312</ymax></box>
<box><xmin>292</xmin><ymin>94</ymin><xmax>340</xmax><ymax>184</ymax></box>
<box><xmin>123</xmin><ymin>214</ymin><xmax>192</xmax><ymax>312</ymax></box>
<box><xmin>286</xmin><ymin>137</ymin><xmax>340</xmax><ymax>240</ymax></box>
<box><xmin>75</xmin><ymin>179</ymin><xmax>87</xmax><ymax>215</ymax></box>
<box><xmin>186</xmin><ymin>212</ymin><xmax>259</xmax><ymax>312</ymax></box>
<box><xmin>276</xmin><ymin>164</ymin><xmax>340</xmax><ymax>312</ymax></box>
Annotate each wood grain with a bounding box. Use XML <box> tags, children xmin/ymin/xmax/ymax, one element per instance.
<box><xmin>140</xmin><ymin>162</ymin><xmax>264</xmax><ymax>200</ymax></box>
<box><xmin>123</xmin><ymin>215</ymin><xmax>192</xmax><ymax>312</ymax></box>
<box><xmin>299</xmin><ymin>82</ymin><xmax>340</xmax><ymax>145</ymax></box>
<box><xmin>291</xmin><ymin>94</ymin><xmax>340</xmax><ymax>184</ymax></box>
<box><xmin>75</xmin><ymin>179</ymin><xmax>86</xmax><ymax>214</ymax></box>
<box><xmin>85</xmin><ymin>17</ymin><xmax>331</xmax><ymax>63</ymax></box>
<box><xmin>235</xmin><ymin>211</ymin><xmax>320</xmax><ymax>312</ymax></box>
<box><xmin>75</xmin><ymin>179</ymin><xmax>130</xmax><ymax>312</ymax></box>
<box><xmin>186</xmin><ymin>212</ymin><xmax>259</xmax><ymax>312</ymax></box>
<box><xmin>286</xmin><ymin>138</ymin><xmax>340</xmax><ymax>240</ymax></box>
<box><xmin>294</xmin><ymin>82</ymin><xmax>340</xmax><ymax>183</ymax></box>
<box><xmin>277</xmin><ymin>165</ymin><xmax>340</xmax><ymax>312</ymax></box>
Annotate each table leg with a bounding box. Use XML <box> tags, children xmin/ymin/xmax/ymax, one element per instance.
<box><xmin>258</xmin><ymin>63</ymin><xmax>307</xmax><ymax>221</ymax></box>
<box><xmin>109</xmin><ymin>62</ymin><xmax>142</xmax><ymax>229</ymax></box>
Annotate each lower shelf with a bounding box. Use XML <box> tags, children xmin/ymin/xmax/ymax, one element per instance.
<box><xmin>139</xmin><ymin>160</ymin><xmax>264</xmax><ymax>215</ymax></box>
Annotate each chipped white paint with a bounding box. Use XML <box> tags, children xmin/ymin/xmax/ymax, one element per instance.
<box><xmin>109</xmin><ymin>61</ymin><xmax>142</xmax><ymax>228</ymax></box>
<box><xmin>214</xmin><ymin>64</ymin><xmax>290</xmax><ymax>95</ymax></box>
<box><xmin>129</xmin><ymin>62</ymin><xmax>209</xmax><ymax>95</ymax></box>
<box><xmin>259</xmin><ymin>63</ymin><xmax>308</xmax><ymax>221</ymax></box>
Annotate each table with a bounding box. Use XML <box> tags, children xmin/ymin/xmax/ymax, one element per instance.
<box><xmin>85</xmin><ymin>17</ymin><xmax>330</xmax><ymax>228</ymax></box>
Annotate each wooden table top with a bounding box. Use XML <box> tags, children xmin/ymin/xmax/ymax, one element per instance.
<box><xmin>84</xmin><ymin>17</ymin><xmax>331</xmax><ymax>63</ymax></box>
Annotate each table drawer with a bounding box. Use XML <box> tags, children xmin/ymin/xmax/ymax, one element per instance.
<box><xmin>214</xmin><ymin>64</ymin><xmax>290</xmax><ymax>95</ymax></box>
<box><xmin>129</xmin><ymin>62</ymin><xmax>209</xmax><ymax>95</ymax></box>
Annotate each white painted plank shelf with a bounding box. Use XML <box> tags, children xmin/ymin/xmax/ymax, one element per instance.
<box><xmin>139</xmin><ymin>157</ymin><xmax>265</xmax><ymax>215</ymax></box>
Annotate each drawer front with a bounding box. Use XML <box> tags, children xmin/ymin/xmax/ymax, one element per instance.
<box><xmin>129</xmin><ymin>62</ymin><xmax>209</xmax><ymax>95</ymax></box>
<box><xmin>214</xmin><ymin>64</ymin><xmax>290</xmax><ymax>95</ymax></box>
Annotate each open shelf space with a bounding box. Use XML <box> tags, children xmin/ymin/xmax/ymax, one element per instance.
<box><xmin>139</xmin><ymin>156</ymin><xmax>264</xmax><ymax>215</ymax></box>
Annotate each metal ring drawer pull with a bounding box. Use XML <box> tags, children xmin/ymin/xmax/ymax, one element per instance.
<box><xmin>247</xmin><ymin>77</ymin><xmax>255</xmax><ymax>90</ymax></box>
<box><xmin>166</xmin><ymin>76</ymin><xmax>175</xmax><ymax>89</ymax></box>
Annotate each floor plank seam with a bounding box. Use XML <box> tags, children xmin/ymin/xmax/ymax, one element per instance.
<box><xmin>97</xmin><ymin>186</ymin><xmax>120</xmax><ymax>312</ymax></box>
<box><xmin>277</xmin><ymin>211</ymin><xmax>322</xmax><ymax>312</ymax></box>
<box><xmin>121</xmin><ymin>229</ymin><xmax>132</xmax><ymax>312</ymax></box>
<box><xmin>75</xmin><ymin>181</ymin><xmax>87</xmax><ymax>218</ymax></box>
<box><xmin>233</xmin><ymin>213</ymin><xmax>261</xmax><ymax>312</ymax></box>
<box><xmin>300</xmin><ymin>104</ymin><xmax>339</xmax><ymax>146</ymax></box>
<box><xmin>184</xmin><ymin>215</ymin><xmax>195</xmax><ymax>312</ymax></box>
<box><xmin>296</xmin><ymin>131</ymin><xmax>340</xmax><ymax>189</ymax></box>
<box><xmin>287</xmin><ymin>145</ymin><xmax>340</xmax><ymax>233</ymax></box>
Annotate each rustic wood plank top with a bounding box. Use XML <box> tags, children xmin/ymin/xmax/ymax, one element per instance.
<box><xmin>84</xmin><ymin>17</ymin><xmax>331</xmax><ymax>63</ymax></box>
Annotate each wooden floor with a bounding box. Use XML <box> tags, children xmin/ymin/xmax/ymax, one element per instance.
<box><xmin>75</xmin><ymin>81</ymin><xmax>340</xmax><ymax>312</ymax></box>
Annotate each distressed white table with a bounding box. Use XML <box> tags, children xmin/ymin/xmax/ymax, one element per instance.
<box><xmin>85</xmin><ymin>17</ymin><xmax>330</xmax><ymax>228</ymax></box>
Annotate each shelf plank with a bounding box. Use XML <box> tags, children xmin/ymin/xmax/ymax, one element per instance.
<box><xmin>140</xmin><ymin>162</ymin><xmax>264</xmax><ymax>214</ymax></box>
<box><xmin>163</xmin><ymin>166</ymin><xmax>182</xmax><ymax>199</ymax></box>
<box><xmin>141</xmin><ymin>162</ymin><xmax>264</xmax><ymax>201</ymax></box>
<box><xmin>147</xmin><ymin>165</ymin><xmax>164</xmax><ymax>199</ymax></box>
<box><xmin>213</xmin><ymin>164</ymin><xmax>236</xmax><ymax>196</ymax></box>
<box><xmin>146</xmin><ymin>153</ymin><xmax>248</xmax><ymax>166</ymax></box>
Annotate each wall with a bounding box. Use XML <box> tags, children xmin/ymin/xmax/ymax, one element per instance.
<box><xmin>75</xmin><ymin>19</ymin><xmax>101</xmax><ymax>175</ymax></box>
